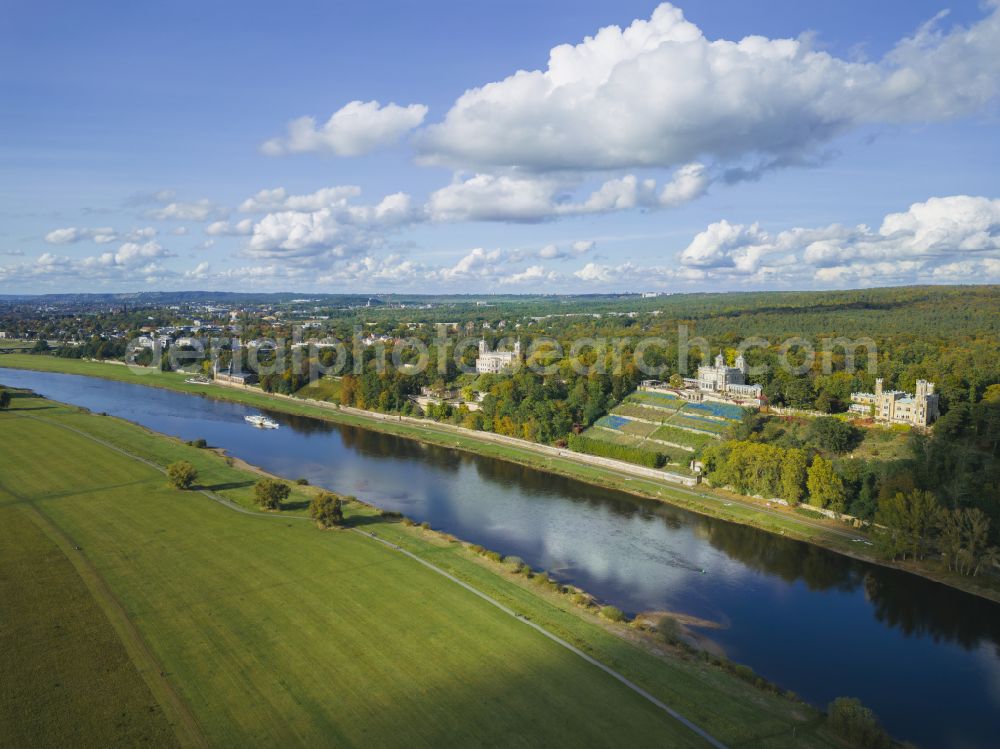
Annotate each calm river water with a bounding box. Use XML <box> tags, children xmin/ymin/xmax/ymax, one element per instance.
<box><xmin>2</xmin><ymin>367</ymin><xmax>999</xmax><ymax>747</ymax></box>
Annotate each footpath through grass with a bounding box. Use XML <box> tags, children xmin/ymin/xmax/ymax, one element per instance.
<box><xmin>0</xmin><ymin>392</ymin><xmax>847</xmax><ymax>748</ymax></box>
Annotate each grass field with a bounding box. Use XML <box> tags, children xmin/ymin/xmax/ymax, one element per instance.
<box><xmin>650</xmin><ymin>425</ymin><xmax>715</xmax><ymax>451</ymax></box>
<box><xmin>293</xmin><ymin>376</ymin><xmax>341</xmax><ymax>402</ymax></box>
<box><xmin>0</xmin><ymin>391</ymin><xmax>853</xmax><ymax>748</ymax></box>
<box><xmin>0</xmin><ymin>506</ymin><xmax>180</xmax><ymax>747</ymax></box>
<box><xmin>669</xmin><ymin>414</ymin><xmax>728</xmax><ymax>435</ymax></box>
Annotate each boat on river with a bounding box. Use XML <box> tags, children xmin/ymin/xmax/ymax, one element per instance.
<box><xmin>244</xmin><ymin>414</ymin><xmax>279</xmax><ymax>429</ymax></box>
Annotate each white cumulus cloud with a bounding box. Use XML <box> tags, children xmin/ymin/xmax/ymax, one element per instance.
<box><xmin>45</xmin><ymin>226</ymin><xmax>156</xmax><ymax>245</ymax></box>
<box><xmin>418</xmin><ymin>3</ymin><xmax>1000</xmax><ymax>174</ymax></box>
<box><xmin>262</xmin><ymin>100</ymin><xmax>429</xmax><ymax>157</ymax></box>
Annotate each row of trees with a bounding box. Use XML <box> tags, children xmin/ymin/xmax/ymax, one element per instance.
<box><xmin>166</xmin><ymin>462</ymin><xmax>346</xmax><ymax>528</ymax></box>
<box><xmin>701</xmin><ymin>441</ymin><xmax>847</xmax><ymax>511</ymax></box>
<box><xmin>874</xmin><ymin>490</ymin><xmax>1000</xmax><ymax>575</ymax></box>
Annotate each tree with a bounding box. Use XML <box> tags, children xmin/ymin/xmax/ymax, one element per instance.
<box><xmin>668</xmin><ymin>373</ymin><xmax>684</xmax><ymax>389</ymax></box>
<box><xmin>166</xmin><ymin>461</ymin><xmax>197</xmax><ymax>490</ymax></box>
<box><xmin>310</xmin><ymin>491</ymin><xmax>344</xmax><ymax>528</ymax></box>
<box><xmin>826</xmin><ymin>697</ymin><xmax>890</xmax><ymax>749</ymax></box>
<box><xmin>939</xmin><ymin>507</ymin><xmax>995</xmax><ymax>575</ymax></box>
<box><xmin>873</xmin><ymin>490</ymin><xmax>942</xmax><ymax>561</ymax></box>
<box><xmin>254</xmin><ymin>478</ymin><xmax>290</xmax><ymax>510</ymax></box>
<box><xmin>813</xmin><ymin>391</ymin><xmax>834</xmax><ymax>414</ymax></box>
<box><xmin>780</xmin><ymin>448</ymin><xmax>808</xmax><ymax>505</ymax></box>
<box><xmin>807</xmin><ymin>456</ymin><xmax>846</xmax><ymax>512</ymax></box>
<box><xmin>0</xmin><ymin>390</ymin><xmax>10</xmax><ymax>410</ymax></box>
<box><xmin>806</xmin><ymin>416</ymin><xmax>858</xmax><ymax>453</ymax></box>
<box><xmin>982</xmin><ymin>383</ymin><xmax>1000</xmax><ymax>403</ymax></box>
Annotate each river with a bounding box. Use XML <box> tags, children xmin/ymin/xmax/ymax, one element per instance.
<box><xmin>2</xmin><ymin>367</ymin><xmax>998</xmax><ymax>747</ymax></box>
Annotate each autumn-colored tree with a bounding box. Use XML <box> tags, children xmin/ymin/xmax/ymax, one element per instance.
<box><xmin>310</xmin><ymin>491</ymin><xmax>344</xmax><ymax>529</ymax></box>
<box><xmin>166</xmin><ymin>461</ymin><xmax>197</xmax><ymax>490</ymax></box>
<box><xmin>254</xmin><ymin>478</ymin><xmax>290</xmax><ymax>510</ymax></box>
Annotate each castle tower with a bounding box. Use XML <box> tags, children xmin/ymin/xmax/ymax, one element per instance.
<box><xmin>714</xmin><ymin>351</ymin><xmax>725</xmax><ymax>368</ymax></box>
<box><xmin>514</xmin><ymin>338</ymin><xmax>522</xmax><ymax>359</ymax></box>
<box><xmin>735</xmin><ymin>353</ymin><xmax>747</xmax><ymax>374</ymax></box>
<box><xmin>916</xmin><ymin>379</ymin><xmax>931</xmax><ymax>399</ymax></box>
<box><xmin>479</xmin><ymin>338</ymin><xmax>488</xmax><ymax>356</ymax></box>
<box><xmin>875</xmin><ymin>378</ymin><xmax>883</xmax><ymax>398</ymax></box>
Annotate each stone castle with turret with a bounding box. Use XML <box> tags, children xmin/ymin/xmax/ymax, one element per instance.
<box><xmin>849</xmin><ymin>378</ymin><xmax>939</xmax><ymax>427</ymax></box>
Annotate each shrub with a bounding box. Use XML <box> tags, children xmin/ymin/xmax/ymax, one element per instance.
<box><xmin>503</xmin><ymin>556</ymin><xmax>529</xmax><ymax>573</ymax></box>
<box><xmin>402</xmin><ymin>517</ymin><xmax>416</xmax><ymax>527</ymax></box>
<box><xmin>484</xmin><ymin>550</ymin><xmax>503</xmax><ymax>563</ymax></box>
<box><xmin>254</xmin><ymin>478</ymin><xmax>290</xmax><ymax>510</ymax></box>
<box><xmin>567</xmin><ymin>434</ymin><xmax>666</xmax><ymax>468</ymax></box>
<box><xmin>295</xmin><ymin>477</ymin><xmax>309</xmax><ymax>485</ymax></box>
<box><xmin>185</xmin><ymin>438</ymin><xmax>207</xmax><ymax>448</ymax></box>
<box><xmin>599</xmin><ymin>605</ymin><xmax>626</xmax><ymax>623</ymax></box>
<box><xmin>533</xmin><ymin>575</ymin><xmax>559</xmax><ymax>592</ymax></box>
<box><xmin>656</xmin><ymin>615</ymin><xmax>682</xmax><ymax>644</ymax></box>
<box><xmin>570</xmin><ymin>592</ymin><xmax>592</xmax><ymax>607</ymax></box>
<box><xmin>419</xmin><ymin>521</ymin><xmax>430</xmax><ymax>530</ymax></box>
<box><xmin>826</xmin><ymin>697</ymin><xmax>891</xmax><ymax>749</ymax></box>
<box><xmin>166</xmin><ymin>461</ymin><xmax>197</xmax><ymax>490</ymax></box>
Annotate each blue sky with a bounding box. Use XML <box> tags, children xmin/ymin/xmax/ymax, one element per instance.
<box><xmin>2</xmin><ymin>0</ymin><xmax>999</xmax><ymax>293</ymax></box>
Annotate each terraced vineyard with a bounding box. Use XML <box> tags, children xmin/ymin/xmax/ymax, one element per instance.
<box><xmin>583</xmin><ymin>390</ymin><xmax>749</xmax><ymax>462</ymax></box>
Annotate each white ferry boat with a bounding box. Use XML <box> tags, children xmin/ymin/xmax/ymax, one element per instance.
<box><xmin>244</xmin><ymin>414</ymin><xmax>279</xmax><ymax>429</ymax></box>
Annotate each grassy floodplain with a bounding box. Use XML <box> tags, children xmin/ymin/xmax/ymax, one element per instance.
<box><xmin>0</xmin><ymin>388</ymin><xmax>853</xmax><ymax>747</ymax></box>
<box><xmin>2</xmin><ymin>351</ymin><xmax>997</xmax><ymax>604</ymax></box>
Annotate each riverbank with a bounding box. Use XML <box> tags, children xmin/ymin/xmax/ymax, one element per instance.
<box><xmin>2</xmin><ymin>352</ymin><xmax>997</xmax><ymax>604</ymax></box>
<box><xmin>0</xmin><ymin>390</ymin><xmax>848</xmax><ymax>748</ymax></box>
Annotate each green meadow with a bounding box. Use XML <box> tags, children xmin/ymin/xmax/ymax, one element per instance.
<box><xmin>0</xmin><ymin>389</ymin><xmax>847</xmax><ymax>747</ymax></box>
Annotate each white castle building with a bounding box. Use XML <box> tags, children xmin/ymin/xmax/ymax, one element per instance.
<box><xmin>696</xmin><ymin>352</ymin><xmax>763</xmax><ymax>402</ymax></box>
<box><xmin>849</xmin><ymin>378</ymin><xmax>939</xmax><ymax>427</ymax></box>
<box><xmin>475</xmin><ymin>338</ymin><xmax>522</xmax><ymax>374</ymax></box>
